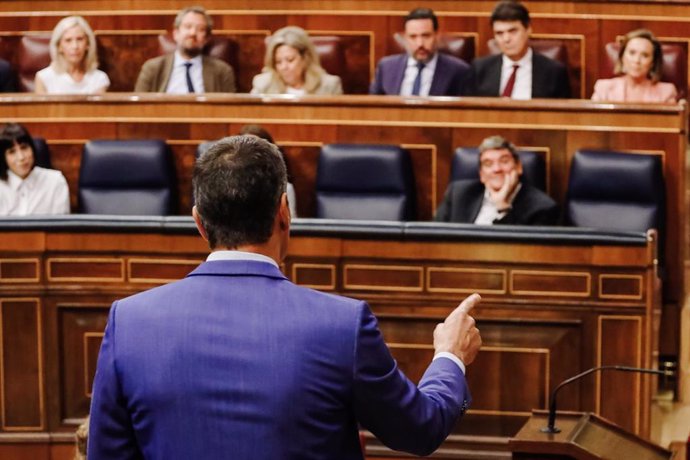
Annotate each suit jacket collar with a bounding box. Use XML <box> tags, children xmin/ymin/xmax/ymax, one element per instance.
<box><xmin>465</xmin><ymin>182</ymin><xmax>486</xmax><ymax>222</ymax></box>
<box><xmin>485</xmin><ymin>55</ymin><xmax>503</xmax><ymax>96</ymax></box>
<box><xmin>187</xmin><ymin>259</ymin><xmax>287</xmax><ymax>281</ymax></box>
<box><xmin>201</xmin><ymin>55</ymin><xmax>215</xmax><ymax>92</ymax></box>
<box><xmin>159</xmin><ymin>53</ymin><xmax>175</xmax><ymax>92</ymax></box>
<box><xmin>391</xmin><ymin>54</ymin><xmax>408</xmax><ymax>95</ymax></box>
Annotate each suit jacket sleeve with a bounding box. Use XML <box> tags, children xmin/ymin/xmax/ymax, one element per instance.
<box><xmin>353</xmin><ymin>302</ymin><xmax>469</xmax><ymax>456</ymax></box>
<box><xmin>433</xmin><ymin>185</ymin><xmax>453</xmax><ymax>222</ymax></box>
<box><xmin>88</xmin><ymin>302</ymin><xmax>144</xmax><ymax>459</ymax></box>
<box><xmin>370</xmin><ymin>61</ymin><xmax>385</xmax><ymax>95</ymax></box>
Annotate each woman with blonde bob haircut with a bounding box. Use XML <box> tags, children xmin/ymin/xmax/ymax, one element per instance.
<box><xmin>35</xmin><ymin>16</ymin><xmax>110</xmax><ymax>94</ymax></box>
<box><xmin>251</xmin><ymin>26</ymin><xmax>343</xmax><ymax>95</ymax></box>
<box><xmin>592</xmin><ymin>29</ymin><xmax>677</xmax><ymax>103</ymax></box>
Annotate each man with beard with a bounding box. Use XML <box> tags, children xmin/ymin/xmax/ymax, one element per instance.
<box><xmin>370</xmin><ymin>8</ymin><xmax>471</xmax><ymax>96</ymax></box>
<box><xmin>135</xmin><ymin>6</ymin><xmax>236</xmax><ymax>93</ymax></box>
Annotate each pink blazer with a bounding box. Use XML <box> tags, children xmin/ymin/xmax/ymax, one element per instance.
<box><xmin>591</xmin><ymin>76</ymin><xmax>677</xmax><ymax>103</ymax></box>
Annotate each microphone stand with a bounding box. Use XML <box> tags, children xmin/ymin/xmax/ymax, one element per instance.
<box><xmin>541</xmin><ymin>365</ymin><xmax>666</xmax><ymax>434</ymax></box>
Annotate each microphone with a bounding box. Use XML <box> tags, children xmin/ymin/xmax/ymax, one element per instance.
<box><xmin>541</xmin><ymin>365</ymin><xmax>667</xmax><ymax>434</ymax></box>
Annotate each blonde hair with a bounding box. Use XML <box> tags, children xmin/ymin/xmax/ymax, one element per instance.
<box><xmin>262</xmin><ymin>26</ymin><xmax>326</xmax><ymax>93</ymax></box>
<box><xmin>615</xmin><ymin>29</ymin><xmax>663</xmax><ymax>83</ymax></box>
<box><xmin>49</xmin><ymin>16</ymin><xmax>99</xmax><ymax>73</ymax></box>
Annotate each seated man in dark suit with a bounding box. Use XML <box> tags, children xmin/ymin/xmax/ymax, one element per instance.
<box><xmin>135</xmin><ymin>6</ymin><xmax>236</xmax><ymax>93</ymax></box>
<box><xmin>469</xmin><ymin>1</ymin><xmax>570</xmax><ymax>99</ymax></box>
<box><xmin>0</xmin><ymin>58</ymin><xmax>16</xmax><ymax>92</ymax></box>
<box><xmin>435</xmin><ymin>135</ymin><xmax>559</xmax><ymax>225</ymax></box>
<box><xmin>370</xmin><ymin>7</ymin><xmax>471</xmax><ymax>96</ymax></box>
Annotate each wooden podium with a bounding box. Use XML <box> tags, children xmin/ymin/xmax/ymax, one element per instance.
<box><xmin>509</xmin><ymin>411</ymin><xmax>674</xmax><ymax>459</ymax></box>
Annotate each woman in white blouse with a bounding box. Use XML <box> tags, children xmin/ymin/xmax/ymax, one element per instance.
<box><xmin>35</xmin><ymin>16</ymin><xmax>110</xmax><ymax>94</ymax></box>
<box><xmin>0</xmin><ymin>123</ymin><xmax>70</xmax><ymax>215</ymax></box>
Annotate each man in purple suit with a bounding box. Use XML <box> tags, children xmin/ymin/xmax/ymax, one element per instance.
<box><xmin>88</xmin><ymin>135</ymin><xmax>482</xmax><ymax>459</ymax></box>
<box><xmin>370</xmin><ymin>7</ymin><xmax>472</xmax><ymax>96</ymax></box>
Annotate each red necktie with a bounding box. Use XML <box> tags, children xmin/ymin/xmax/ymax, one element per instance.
<box><xmin>501</xmin><ymin>64</ymin><xmax>520</xmax><ymax>97</ymax></box>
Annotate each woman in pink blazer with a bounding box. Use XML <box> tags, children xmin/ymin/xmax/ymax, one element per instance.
<box><xmin>592</xmin><ymin>29</ymin><xmax>677</xmax><ymax>103</ymax></box>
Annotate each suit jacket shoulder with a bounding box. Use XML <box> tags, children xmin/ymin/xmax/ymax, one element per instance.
<box><xmin>134</xmin><ymin>54</ymin><xmax>173</xmax><ymax>92</ymax></box>
<box><xmin>201</xmin><ymin>55</ymin><xmax>236</xmax><ymax>93</ymax></box>
<box><xmin>315</xmin><ymin>73</ymin><xmax>343</xmax><ymax>95</ymax></box>
<box><xmin>432</xmin><ymin>53</ymin><xmax>472</xmax><ymax>96</ymax></box>
<box><xmin>468</xmin><ymin>54</ymin><xmax>502</xmax><ymax>96</ymax></box>
<box><xmin>532</xmin><ymin>52</ymin><xmax>571</xmax><ymax>99</ymax></box>
<box><xmin>370</xmin><ymin>53</ymin><xmax>407</xmax><ymax>95</ymax></box>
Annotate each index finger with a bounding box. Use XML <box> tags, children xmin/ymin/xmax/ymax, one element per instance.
<box><xmin>453</xmin><ymin>293</ymin><xmax>481</xmax><ymax>317</ymax></box>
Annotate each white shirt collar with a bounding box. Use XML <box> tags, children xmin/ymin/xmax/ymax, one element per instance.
<box><xmin>206</xmin><ymin>250</ymin><xmax>279</xmax><ymax>268</ymax></box>
<box><xmin>502</xmin><ymin>47</ymin><xmax>533</xmax><ymax>68</ymax></box>
<box><xmin>7</xmin><ymin>168</ymin><xmax>37</xmax><ymax>192</ymax></box>
<box><xmin>173</xmin><ymin>51</ymin><xmax>203</xmax><ymax>67</ymax></box>
<box><xmin>406</xmin><ymin>52</ymin><xmax>438</xmax><ymax>73</ymax></box>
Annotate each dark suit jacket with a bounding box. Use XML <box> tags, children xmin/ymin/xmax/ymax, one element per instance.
<box><xmin>370</xmin><ymin>52</ymin><xmax>472</xmax><ymax>96</ymax></box>
<box><xmin>134</xmin><ymin>53</ymin><xmax>236</xmax><ymax>93</ymax></box>
<box><xmin>0</xmin><ymin>58</ymin><xmax>16</xmax><ymax>92</ymax></box>
<box><xmin>434</xmin><ymin>179</ymin><xmax>559</xmax><ymax>225</ymax></box>
<box><xmin>469</xmin><ymin>51</ymin><xmax>571</xmax><ymax>98</ymax></box>
<box><xmin>89</xmin><ymin>259</ymin><xmax>470</xmax><ymax>459</ymax></box>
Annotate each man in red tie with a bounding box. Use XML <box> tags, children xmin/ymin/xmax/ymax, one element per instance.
<box><xmin>468</xmin><ymin>1</ymin><xmax>571</xmax><ymax>99</ymax></box>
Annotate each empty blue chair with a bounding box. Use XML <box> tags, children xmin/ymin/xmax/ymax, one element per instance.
<box><xmin>564</xmin><ymin>149</ymin><xmax>664</xmax><ymax>234</ymax></box>
<box><xmin>78</xmin><ymin>140</ymin><xmax>176</xmax><ymax>215</ymax></box>
<box><xmin>315</xmin><ymin>144</ymin><xmax>416</xmax><ymax>221</ymax></box>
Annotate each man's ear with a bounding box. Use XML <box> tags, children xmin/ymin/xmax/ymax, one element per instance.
<box><xmin>278</xmin><ymin>192</ymin><xmax>291</xmax><ymax>231</ymax></box>
<box><xmin>192</xmin><ymin>206</ymin><xmax>209</xmax><ymax>242</ymax></box>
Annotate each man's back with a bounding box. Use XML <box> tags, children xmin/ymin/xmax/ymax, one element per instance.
<box><xmin>89</xmin><ymin>259</ymin><xmax>468</xmax><ymax>459</ymax></box>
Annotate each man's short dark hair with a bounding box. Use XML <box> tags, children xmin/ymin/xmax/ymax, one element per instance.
<box><xmin>404</xmin><ymin>8</ymin><xmax>438</xmax><ymax>31</ymax></box>
<box><xmin>193</xmin><ymin>136</ymin><xmax>287</xmax><ymax>249</ymax></box>
<box><xmin>490</xmin><ymin>1</ymin><xmax>531</xmax><ymax>27</ymax></box>
<box><xmin>478</xmin><ymin>135</ymin><xmax>520</xmax><ymax>163</ymax></box>
<box><xmin>0</xmin><ymin>123</ymin><xmax>36</xmax><ymax>181</ymax></box>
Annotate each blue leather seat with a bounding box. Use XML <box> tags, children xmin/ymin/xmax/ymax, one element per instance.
<box><xmin>315</xmin><ymin>144</ymin><xmax>416</xmax><ymax>221</ymax></box>
<box><xmin>78</xmin><ymin>140</ymin><xmax>176</xmax><ymax>215</ymax></box>
<box><xmin>565</xmin><ymin>149</ymin><xmax>664</xmax><ymax>234</ymax></box>
<box><xmin>451</xmin><ymin>147</ymin><xmax>547</xmax><ymax>191</ymax></box>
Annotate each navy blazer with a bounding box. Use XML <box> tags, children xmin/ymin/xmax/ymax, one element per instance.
<box><xmin>434</xmin><ymin>179</ymin><xmax>559</xmax><ymax>225</ymax></box>
<box><xmin>89</xmin><ymin>259</ymin><xmax>471</xmax><ymax>459</ymax></box>
<box><xmin>469</xmin><ymin>51</ymin><xmax>571</xmax><ymax>98</ymax></box>
<box><xmin>370</xmin><ymin>52</ymin><xmax>472</xmax><ymax>96</ymax></box>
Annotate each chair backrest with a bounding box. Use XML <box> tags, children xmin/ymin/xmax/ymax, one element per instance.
<box><xmin>451</xmin><ymin>147</ymin><xmax>547</xmax><ymax>192</ymax></box>
<box><xmin>565</xmin><ymin>149</ymin><xmax>664</xmax><ymax>236</ymax></box>
<box><xmin>78</xmin><ymin>140</ymin><xmax>176</xmax><ymax>215</ymax></box>
<box><xmin>17</xmin><ymin>34</ymin><xmax>51</xmax><ymax>92</ymax></box>
<box><xmin>315</xmin><ymin>144</ymin><xmax>416</xmax><ymax>221</ymax></box>
<box><xmin>393</xmin><ymin>33</ymin><xmax>475</xmax><ymax>63</ymax></box>
<box><xmin>602</xmin><ymin>41</ymin><xmax>687</xmax><ymax>99</ymax></box>
<box><xmin>32</xmin><ymin>137</ymin><xmax>52</xmax><ymax>169</ymax></box>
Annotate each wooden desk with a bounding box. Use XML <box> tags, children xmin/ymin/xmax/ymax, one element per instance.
<box><xmin>0</xmin><ymin>217</ymin><xmax>659</xmax><ymax>459</ymax></box>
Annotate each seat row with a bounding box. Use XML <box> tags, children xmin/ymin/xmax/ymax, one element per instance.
<box><xmin>37</xmin><ymin>139</ymin><xmax>664</xmax><ymax>241</ymax></box>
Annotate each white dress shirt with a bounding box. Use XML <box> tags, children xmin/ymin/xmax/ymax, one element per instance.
<box><xmin>474</xmin><ymin>183</ymin><xmax>522</xmax><ymax>225</ymax></box>
<box><xmin>166</xmin><ymin>52</ymin><xmax>205</xmax><ymax>94</ymax></box>
<box><xmin>400</xmin><ymin>53</ymin><xmax>438</xmax><ymax>96</ymax></box>
<box><xmin>500</xmin><ymin>48</ymin><xmax>533</xmax><ymax>100</ymax></box>
<box><xmin>0</xmin><ymin>167</ymin><xmax>70</xmax><ymax>216</ymax></box>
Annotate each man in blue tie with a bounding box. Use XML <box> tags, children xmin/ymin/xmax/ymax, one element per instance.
<box><xmin>88</xmin><ymin>135</ymin><xmax>482</xmax><ymax>459</ymax></box>
<box><xmin>370</xmin><ymin>8</ymin><xmax>472</xmax><ymax>96</ymax></box>
<box><xmin>135</xmin><ymin>6</ymin><xmax>236</xmax><ymax>93</ymax></box>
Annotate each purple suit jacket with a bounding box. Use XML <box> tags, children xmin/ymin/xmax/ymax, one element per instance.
<box><xmin>370</xmin><ymin>52</ymin><xmax>472</xmax><ymax>96</ymax></box>
<box><xmin>88</xmin><ymin>259</ymin><xmax>470</xmax><ymax>459</ymax></box>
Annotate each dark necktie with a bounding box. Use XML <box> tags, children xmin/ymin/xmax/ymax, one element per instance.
<box><xmin>183</xmin><ymin>62</ymin><xmax>195</xmax><ymax>93</ymax></box>
<box><xmin>501</xmin><ymin>64</ymin><xmax>520</xmax><ymax>97</ymax></box>
<box><xmin>411</xmin><ymin>61</ymin><xmax>425</xmax><ymax>96</ymax></box>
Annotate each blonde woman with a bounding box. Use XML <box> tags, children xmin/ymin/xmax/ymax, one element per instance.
<box><xmin>251</xmin><ymin>26</ymin><xmax>342</xmax><ymax>95</ymax></box>
<box><xmin>592</xmin><ymin>29</ymin><xmax>677</xmax><ymax>103</ymax></box>
<box><xmin>35</xmin><ymin>16</ymin><xmax>110</xmax><ymax>94</ymax></box>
